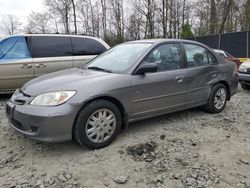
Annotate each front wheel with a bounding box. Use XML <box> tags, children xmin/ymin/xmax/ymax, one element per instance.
<box><xmin>204</xmin><ymin>83</ymin><xmax>228</xmax><ymax>113</ymax></box>
<box><xmin>73</xmin><ymin>100</ymin><xmax>122</xmax><ymax>149</ymax></box>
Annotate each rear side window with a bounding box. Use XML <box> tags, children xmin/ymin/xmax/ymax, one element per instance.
<box><xmin>71</xmin><ymin>37</ymin><xmax>107</xmax><ymax>56</ymax></box>
<box><xmin>184</xmin><ymin>44</ymin><xmax>209</xmax><ymax>67</ymax></box>
<box><xmin>30</xmin><ymin>36</ymin><xmax>72</xmax><ymax>58</ymax></box>
<box><xmin>208</xmin><ymin>52</ymin><xmax>217</xmax><ymax>64</ymax></box>
<box><xmin>0</xmin><ymin>37</ymin><xmax>31</xmax><ymax>61</ymax></box>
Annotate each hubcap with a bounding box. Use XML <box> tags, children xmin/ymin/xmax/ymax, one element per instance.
<box><xmin>85</xmin><ymin>109</ymin><xmax>116</xmax><ymax>143</ymax></box>
<box><xmin>214</xmin><ymin>88</ymin><xmax>226</xmax><ymax>110</ymax></box>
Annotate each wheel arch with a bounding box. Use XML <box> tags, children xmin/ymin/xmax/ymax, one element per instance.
<box><xmin>73</xmin><ymin>95</ymin><xmax>128</xmax><ymax>134</ymax></box>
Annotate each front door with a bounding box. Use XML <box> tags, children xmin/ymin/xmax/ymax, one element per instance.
<box><xmin>130</xmin><ymin>43</ymin><xmax>188</xmax><ymax>120</ymax></box>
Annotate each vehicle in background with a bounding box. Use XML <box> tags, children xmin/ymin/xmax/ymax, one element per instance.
<box><xmin>0</xmin><ymin>34</ymin><xmax>110</xmax><ymax>93</ymax></box>
<box><xmin>239</xmin><ymin>59</ymin><xmax>250</xmax><ymax>90</ymax></box>
<box><xmin>6</xmin><ymin>39</ymin><xmax>238</xmax><ymax>149</ymax></box>
<box><xmin>213</xmin><ymin>49</ymin><xmax>241</xmax><ymax>69</ymax></box>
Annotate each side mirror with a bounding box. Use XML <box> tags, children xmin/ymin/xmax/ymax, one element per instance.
<box><xmin>134</xmin><ymin>63</ymin><xmax>158</xmax><ymax>75</ymax></box>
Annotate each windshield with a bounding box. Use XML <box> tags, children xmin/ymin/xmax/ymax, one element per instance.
<box><xmin>87</xmin><ymin>43</ymin><xmax>152</xmax><ymax>73</ymax></box>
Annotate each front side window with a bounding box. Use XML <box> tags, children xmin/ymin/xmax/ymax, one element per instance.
<box><xmin>184</xmin><ymin>44</ymin><xmax>209</xmax><ymax>67</ymax></box>
<box><xmin>87</xmin><ymin>43</ymin><xmax>152</xmax><ymax>73</ymax></box>
<box><xmin>0</xmin><ymin>37</ymin><xmax>31</xmax><ymax>62</ymax></box>
<box><xmin>144</xmin><ymin>43</ymin><xmax>182</xmax><ymax>72</ymax></box>
<box><xmin>31</xmin><ymin>36</ymin><xmax>72</xmax><ymax>58</ymax></box>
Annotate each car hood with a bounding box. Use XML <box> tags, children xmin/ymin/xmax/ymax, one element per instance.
<box><xmin>241</xmin><ymin>60</ymin><xmax>250</xmax><ymax>68</ymax></box>
<box><xmin>22</xmin><ymin>68</ymin><xmax>118</xmax><ymax>96</ymax></box>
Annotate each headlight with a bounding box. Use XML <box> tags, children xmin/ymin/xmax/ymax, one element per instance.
<box><xmin>239</xmin><ymin>65</ymin><xmax>247</xmax><ymax>72</ymax></box>
<box><xmin>30</xmin><ymin>91</ymin><xmax>76</xmax><ymax>106</ymax></box>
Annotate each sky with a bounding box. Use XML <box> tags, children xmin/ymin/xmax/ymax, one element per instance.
<box><xmin>0</xmin><ymin>0</ymin><xmax>45</xmax><ymax>36</ymax></box>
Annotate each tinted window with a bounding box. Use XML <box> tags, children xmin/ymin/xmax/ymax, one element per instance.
<box><xmin>71</xmin><ymin>37</ymin><xmax>106</xmax><ymax>56</ymax></box>
<box><xmin>184</xmin><ymin>44</ymin><xmax>209</xmax><ymax>67</ymax></box>
<box><xmin>144</xmin><ymin>43</ymin><xmax>182</xmax><ymax>72</ymax></box>
<box><xmin>31</xmin><ymin>36</ymin><xmax>72</xmax><ymax>58</ymax></box>
<box><xmin>0</xmin><ymin>37</ymin><xmax>31</xmax><ymax>61</ymax></box>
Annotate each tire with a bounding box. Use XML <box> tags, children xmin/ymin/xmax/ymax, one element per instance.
<box><xmin>241</xmin><ymin>83</ymin><xmax>250</xmax><ymax>90</ymax></box>
<box><xmin>204</xmin><ymin>83</ymin><xmax>228</xmax><ymax>114</ymax></box>
<box><xmin>73</xmin><ymin>100</ymin><xmax>122</xmax><ymax>149</ymax></box>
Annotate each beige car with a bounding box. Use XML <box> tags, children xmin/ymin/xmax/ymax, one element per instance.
<box><xmin>0</xmin><ymin>34</ymin><xmax>110</xmax><ymax>93</ymax></box>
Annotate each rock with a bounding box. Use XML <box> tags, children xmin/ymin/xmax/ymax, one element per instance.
<box><xmin>113</xmin><ymin>175</ymin><xmax>128</xmax><ymax>184</ymax></box>
<box><xmin>49</xmin><ymin>177</ymin><xmax>55</xmax><ymax>185</ymax></box>
<box><xmin>236</xmin><ymin>182</ymin><xmax>246</xmax><ymax>188</ymax></box>
<box><xmin>239</xmin><ymin>159</ymin><xmax>249</xmax><ymax>165</ymax></box>
<box><xmin>155</xmin><ymin>174</ymin><xmax>164</xmax><ymax>183</ymax></box>
<box><xmin>160</xmin><ymin>135</ymin><xmax>166</xmax><ymax>140</ymax></box>
<box><xmin>186</xmin><ymin>178</ymin><xmax>197</xmax><ymax>187</ymax></box>
<box><xmin>103</xmin><ymin>181</ymin><xmax>110</xmax><ymax>187</ymax></box>
<box><xmin>170</xmin><ymin>173</ymin><xmax>182</xmax><ymax>180</ymax></box>
<box><xmin>65</xmin><ymin>173</ymin><xmax>72</xmax><ymax>180</ymax></box>
<box><xmin>58</xmin><ymin>174</ymin><xmax>67</xmax><ymax>183</ymax></box>
<box><xmin>214</xmin><ymin>177</ymin><xmax>220</xmax><ymax>184</ymax></box>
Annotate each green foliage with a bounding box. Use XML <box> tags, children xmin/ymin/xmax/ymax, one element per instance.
<box><xmin>181</xmin><ymin>23</ymin><xmax>193</xmax><ymax>39</ymax></box>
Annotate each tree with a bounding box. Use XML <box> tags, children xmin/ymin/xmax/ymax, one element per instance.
<box><xmin>45</xmin><ymin>0</ymin><xmax>72</xmax><ymax>34</ymax></box>
<box><xmin>180</xmin><ymin>23</ymin><xmax>193</xmax><ymax>38</ymax></box>
<box><xmin>71</xmin><ymin>0</ymin><xmax>77</xmax><ymax>34</ymax></box>
<box><xmin>0</xmin><ymin>15</ymin><xmax>21</xmax><ymax>35</ymax></box>
<box><xmin>26</xmin><ymin>12</ymin><xmax>51</xmax><ymax>33</ymax></box>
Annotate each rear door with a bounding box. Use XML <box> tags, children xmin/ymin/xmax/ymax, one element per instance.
<box><xmin>182</xmin><ymin>43</ymin><xmax>219</xmax><ymax>103</ymax></box>
<box><xmin>71</xmin><ymin>37</ymin><xmax>108</xmax><ymax>68</ymax></box>
<box><xmin>30</xmin><ymin>36</ymin><xmax>73</xmax><ymax>77</ymax></box>
<box><xmin>0</xmin><ymin>36</ymin><xmax>34</xmax><ymax>92</ymax></box>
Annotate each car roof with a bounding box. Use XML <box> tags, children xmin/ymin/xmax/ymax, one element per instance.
<box><xmin>1</xmin><ymin>34</ymin><xmax>110</xmax><ymax>49</ymax></box>
<box><xmin>8</xmin><ymin>33</ymin><xmax>100</xmax><ymax>39</ymax></box>
<box><xmin>125</xmin><ymin>38</ymin><xmax>209</xmax><ymax>46</ymax></box>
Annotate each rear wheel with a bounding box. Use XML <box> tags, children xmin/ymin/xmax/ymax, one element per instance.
<box><xmin>204</xmin><ymin>83</ymin><xmax>228</xmax><ymax>113</ymax></box>
<box><xmin>241</xmin><ymin>83</ymin><xmax>250</xmax><ymax>90</ymax></box>
<box><xmin>73</xmin><ymin>100</ymin><xmax>121</xmax><ymax>149</ymax></box>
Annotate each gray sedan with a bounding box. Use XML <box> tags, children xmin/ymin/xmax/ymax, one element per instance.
<box><xmin>6</xmin><ymin>39</ymin><xmax>238</xmax><ymax>149</ymax></box>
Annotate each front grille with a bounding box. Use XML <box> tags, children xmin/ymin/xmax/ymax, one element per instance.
<box><xmin>11</xmin><ymin>89</ymin><xmax>31</xmax><ymax>105</ymax></box>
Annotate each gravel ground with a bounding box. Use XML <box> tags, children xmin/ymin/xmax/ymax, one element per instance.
<box><xmin>0</xmin><ymin>88</ymin><xmax>249</xmax><ymax>188</ymax></box>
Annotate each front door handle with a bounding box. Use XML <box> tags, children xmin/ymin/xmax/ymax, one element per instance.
<box><xmin>21</xmin><ymin>64</ymin><xmax>32</xmax><ymax>69</ymax></box>
<box><xmin>210</xmin><ymin>71</ymin><xmax>218</xmax><ymax>77</ymax></box>
<box><xmin>175</xmin><ymin>76</ymin><xmax>184</xmax><ymax>83</ymax></box>
<box><xmin>35</xmin><ymin>63</ymin><xmax>47</xmax><ymax>68</ymax></box>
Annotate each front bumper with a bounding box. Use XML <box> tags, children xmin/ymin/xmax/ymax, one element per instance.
<box><xmin>6</xmin><ymin>101</ymin><xmax>80</xmax><ymax>142</ymax></box>
<box><xmin>239</xmin><ymin>73</ymin><xmax>250</xmax><ymax>85</ymax></box>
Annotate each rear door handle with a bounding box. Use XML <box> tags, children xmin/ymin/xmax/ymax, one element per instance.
<box><xmin>21</xmin><ymin>64</ymin><xmax>32</xmax><ymax>69</ymax></box>
<box><xmin>175</xmin><ymin>76</ymin><xmax>184</xmax><ymax>83</ymax></box>
<box><xmin>35</xmin><ymin>63</ymin><xmax>47</xmax><ymax>68</ymax></box>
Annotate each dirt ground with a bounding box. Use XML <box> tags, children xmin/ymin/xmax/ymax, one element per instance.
<box><xmin>0</xmin><ymin>88</ymin><xmax>249</xmax><ymax>188</ymax></box>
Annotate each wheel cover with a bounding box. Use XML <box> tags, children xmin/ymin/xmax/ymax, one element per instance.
<box><xmin>85</xmin><ymin>109</ymin><xmax>116</xmax><ymax>144</ymax></box>
<box><xmin>214</xmin><ymin>88</ymin><xmax>227</xmax><ymax>110</ymax></box>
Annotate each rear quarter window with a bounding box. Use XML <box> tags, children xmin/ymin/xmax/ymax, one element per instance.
<box><xmin>71</xmin><ymin>37</ymin><xmax>107</xmax><ymax>56</ymax></box>
<box><xmin>30</xmin><ymin>36</ymin><xmax>73</xmax><ymax>58</ymax></box>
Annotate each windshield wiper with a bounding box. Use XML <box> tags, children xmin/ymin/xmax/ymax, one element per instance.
<box><xmin>87</xmin><ymin>66</ymin><xmax>112</xmax><ymax>73</ymax></box>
